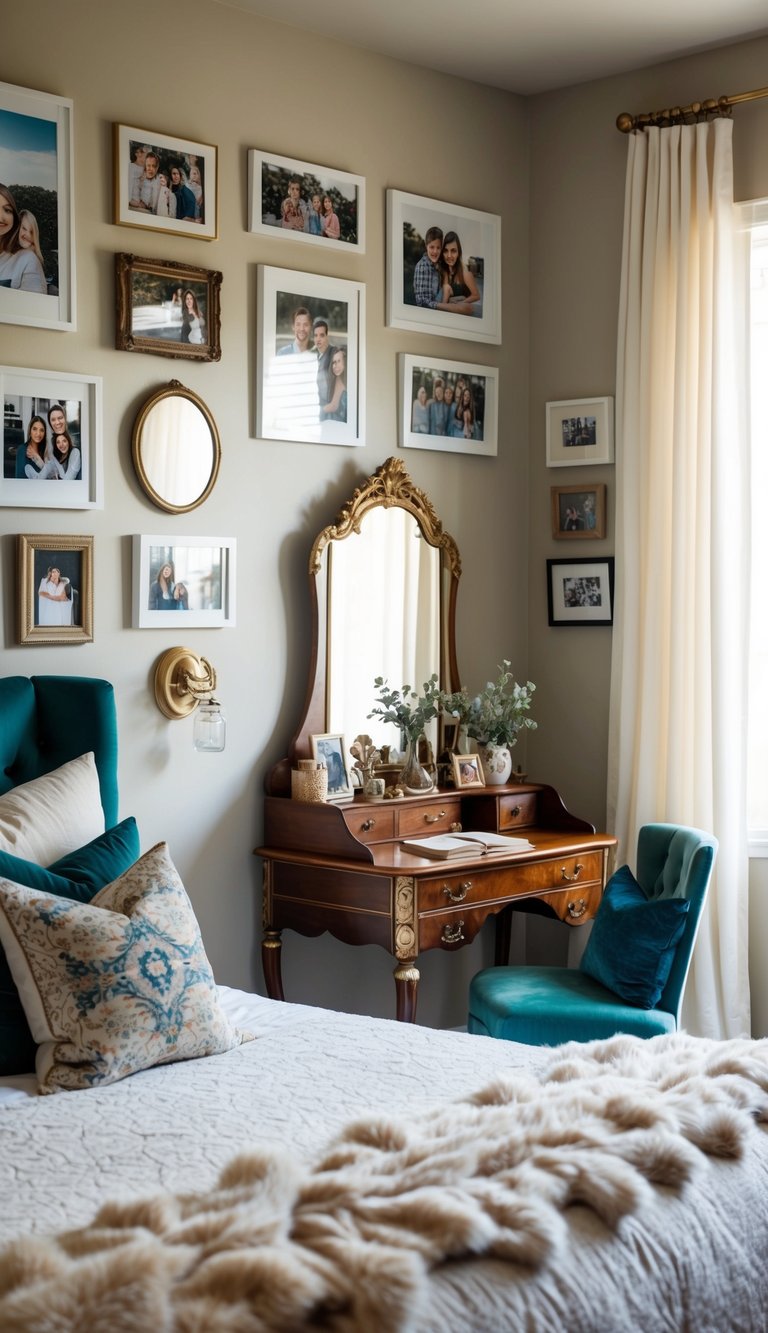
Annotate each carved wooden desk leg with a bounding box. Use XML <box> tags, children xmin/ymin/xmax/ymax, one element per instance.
<box><xmin>394</xmin><ymin>961</ymin><xmax>420</xmax><ymax>1023</ymax></box>
<box><xmin>393</xmin><ymin>874</ymin><xmax>419</xmax><ymax>1022</ymax></box>
<box><xmin>262</xmin><ymin>929</ymin><xmax>285</xmax><ymax>1001</ymax></box>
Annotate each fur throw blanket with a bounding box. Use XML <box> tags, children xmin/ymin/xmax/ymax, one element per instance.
<box><xmin>1</xmin><ymin>1031</ymin><xmax>767</xmax><ymax>1332</ymax></box>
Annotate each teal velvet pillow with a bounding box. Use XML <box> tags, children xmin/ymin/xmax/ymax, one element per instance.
<box><xmin>579</xmin><ymin>863</ymin><xmax>690</xmax><ymax>1009</ymax></box>
<box><xmin>0</xmin><ymin>817</ymin><xmax>140</xmax><ymax>1076</ymax></box>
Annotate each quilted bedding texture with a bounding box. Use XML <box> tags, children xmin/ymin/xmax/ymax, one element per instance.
<box><xmin>1</xmin><ymin>990</ymin><xmax>768</xmax><ymax>1331</ymax></box>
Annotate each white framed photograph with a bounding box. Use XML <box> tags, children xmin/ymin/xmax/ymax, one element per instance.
<box><xmin>546</xmin><ymin>396</ymin><xmax>614</xmax><ymax>467</ymax></box>
<box><xmin>547</xmin><ymin>557</ymin><xmax>615</xmax><ymax>627</ymax></box>
<box><xmin>386</xmin><ymin>190</ymin><xmax>501</xmax><ymax>344</ymax></box>
<box><xmin>400</xmin><ymin>354</ymin><xmax>498</xmax><ymax>456</ymax></box>
<box><xmin>1</xmin><ymin>365</ymin><xmax>102</xmax><ymax>508</ymax></box>
<box><xmin>113</xmin><ymin>123</ymin><xmax>217</xmax><ymax>241</ymax></box>
<box><xmin>132</xmin><ymin>535</ymin><xmax>236</xmax><ymax>629</ymax></box>
<box><xmin>310</xmin><ymin>732</ymin><xmax>353</xmax><ymax>802</ymax></box>
<box><xmin>257</xmin><ymin>265</ymin><xmax>365</xmax><ymax>448</ymax></box>
<box><xmin>0</xmin><ymin>81</ymin><xmax>75</xmax><ymax>331</ymax></box>
<box><xmin>248</xmin><ymin>149</ymin><xmax>365</xmax><ymax>253</ymax></box>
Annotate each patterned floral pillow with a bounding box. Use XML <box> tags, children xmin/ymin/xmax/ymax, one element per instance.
<box><xmin>0</xmin><ymin>842</ymin><xmax>251</xmax><ymax>1094</ymax></box>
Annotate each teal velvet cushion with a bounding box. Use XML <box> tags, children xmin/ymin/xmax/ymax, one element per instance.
<box><xmin>0</xmin><ymin>817</ymin><xmax>140</xmax><ymax>1076</ymax></box>
<box><xmin>579</xmin><ymin>864</ymin><xmax>690</xmax><ymax>1009</ymax></box>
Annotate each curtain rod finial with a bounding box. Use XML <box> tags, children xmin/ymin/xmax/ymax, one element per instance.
<box><xmin>616</xmin><ymin>112</ymin><xmax>634</xmax><ymax>134</ymax></box>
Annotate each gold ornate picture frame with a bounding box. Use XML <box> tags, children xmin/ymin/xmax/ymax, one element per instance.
<box><xmin>18</xmin><ymin>533</ymin><xmax>93</xmax><ymax>645</ymax></box>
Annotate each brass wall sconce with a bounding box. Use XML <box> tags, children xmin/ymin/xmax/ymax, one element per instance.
<box><xmin>153</xmin><ymin>647</ymin><xmax>226</xmax><ymax>752</ymax></box>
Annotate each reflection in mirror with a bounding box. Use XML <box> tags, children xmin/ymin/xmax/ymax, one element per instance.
<box><xmin>328</xmin><ymin>505</ymin><xmax>440</xmax><ymax>749</ymax></box>
<box><xmin>132</xmin><ymin>380</ymin><xmax>220</xmax><ymax>513</ymax></box>
<box><xmin>267</xmin><ymin>457</ymin><xmax>461</xmax><ymax>795</ymax></box>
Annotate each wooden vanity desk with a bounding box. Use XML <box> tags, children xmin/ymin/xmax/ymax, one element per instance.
<box><xmin>259</xmin><ymin>457</ymin><xmax>616</xmax><ymax>1022</ymax></box>
<box><xmin>258</xmin><ymin>782</ymin><xmax>616</xmax><ymax>1022</ymax></box>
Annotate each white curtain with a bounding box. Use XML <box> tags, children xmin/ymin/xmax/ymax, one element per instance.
<box><xmin>608</xmin><ymin>119</ymin><xmax>751</xmax><ymax>1038</ymax></box>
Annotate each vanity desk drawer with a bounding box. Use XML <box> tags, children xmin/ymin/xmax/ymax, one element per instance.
<box><xmin>498</xmin><ymin>792</ymin><xmax>538</xmax><ymax>829</ymax></box>
<box><xmin>342</xmin><ymin>807</ymin><xmax>396</xmax><ymax>844</ymax></box>
<box><xmin>397</xmin><ymin>798</ymin><xmax>462</xmax><ymax>837</ymax></box>
<box><xmin>417</xmin><ymin>880</ymin><xmax>603</xmax><ymax>952</ymax></box>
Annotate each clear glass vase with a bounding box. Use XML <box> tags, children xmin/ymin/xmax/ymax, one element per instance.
<box><xmin>398</xmin><ymin>734</ymin><xmax>434</xmax><ymax>795</ymax></box>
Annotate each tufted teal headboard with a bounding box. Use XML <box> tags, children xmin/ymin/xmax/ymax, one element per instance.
<box><xmin>0</xmin><ymin>676</ymin><xmax>119</xmax><ymax>828</ymax></box>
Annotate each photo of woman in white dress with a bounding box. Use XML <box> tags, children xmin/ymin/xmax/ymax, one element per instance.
<box><xmin>38</xmin><ymin>566</ymin><xmax>72</xmax><ymax>626</ymax></box>
<box><xmin>180</xmin><ymin>288</ymin><xmax>205</xmax><ymax>345</ymax></box>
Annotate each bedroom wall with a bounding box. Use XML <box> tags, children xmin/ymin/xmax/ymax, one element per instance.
<box><xmin>3</xmin><ymin>4</ymin><xmax>767</xmax><ymax>1033</ymax></box>
<box><xmin>0</xmin><ymin>0</ymin><xmax>530</xmax><ymax>1029</ymax></box>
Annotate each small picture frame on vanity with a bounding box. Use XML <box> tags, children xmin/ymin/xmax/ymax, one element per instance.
<box><xmin>310</xmin><ymin>732</ymin><xmax>353</xmax><ymax>801</ymax></box>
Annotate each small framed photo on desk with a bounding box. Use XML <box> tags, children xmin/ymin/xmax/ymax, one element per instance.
<box><xmin>452</xmin><ymin>753</ymin><xmax>484</xmax><ymax>788</ymax></box>
<box><xmin>310</xmin><ymin>732</ymin><xmax>352</xmax><ymax>801</ymax></box>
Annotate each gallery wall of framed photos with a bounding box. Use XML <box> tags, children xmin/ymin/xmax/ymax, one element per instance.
<box><xmin>0</xmin><ymin>0</ymin><xmax>631</xmax><ymax>1026</ymax></box>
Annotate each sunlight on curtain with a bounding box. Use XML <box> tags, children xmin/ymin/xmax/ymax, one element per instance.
<box><xmin>746</xmin><ymin>218</ymin><xmax>768</xmax><ymax>840</ymax></box>
<box><xmin>608</xmin><ymin>119</ymin><xmax>751</xmax><ymax>1038</ymax></box>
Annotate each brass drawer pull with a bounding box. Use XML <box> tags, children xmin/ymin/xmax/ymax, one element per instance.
<box><xmin>561</xmin><ymin>862</ymin><xmax>584</xmax><ymax>883</ymax></box>
<box><xmin>361</xmin><ymin>819</ymin><xmax>375</xmax><ymax>832</ymax></box>
<box><xmin>567</xmin><ymin>897</ymin><xmax>587</xmax><ymax>919</ymax></box>
<box><xmin>450</xmin><ymin>821</ymin><xmax>463</xmax><ymax>833</ymax></box>
<box><xmin>443</xmin><ymin>880</ymin><xmax>472</xmax><ymax>903</ymax></box>
<box><xmin>424</xmin><ymin>810</ymin><xmax>447</xmax><ymax>824</ymax></box>
<box><xmin>441</xmin><ymin>920</ymin><xmax>465</xmax><ymax>944</ymax></box>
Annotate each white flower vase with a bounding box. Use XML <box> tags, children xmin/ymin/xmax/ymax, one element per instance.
<box><xmin>478</xmin><ymin>743</ymin><xmax>513</xmax><ymax>786</ymax></box>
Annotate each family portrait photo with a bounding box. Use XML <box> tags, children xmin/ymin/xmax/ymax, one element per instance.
<box><xmin>115</xmin><ymin>254</ymin><xmax>222</xmax><ymax>361</ymax></box>
<box><xmin>248</xmin><ymin>150</ymin><xmax>364</xmax><ymax>252</ymax></box>
<box><xmin>0</xmin><ymin>365</ymin><xmax>102</xmax><ymax>509</ymax></box>
<box><xmin>551</xmin><ymin>483</ymin><xmax>606</xmax><ymax>539</ymax></box>
<box><xmin>114</xmin><ymin>124</ymin><xmax>218</xmax><ymax>240</ymax></box>
<box><xmin>132</xmin><ymin>535</ymin><xmax>236</xmax><ymax>629</ymax></box>
<box><xmin>387</xmin><ymin>190</ymin><xmax>501</xmax><ymax>343</ymax></box>
<box><xmin>547</xmin><ymin>557</ymin><xmax>615</xmax><ymax>627</ymax></box>
<box><xmin>400</xmin><ymin>354</ymin><xmax>498</xmax><ymax>456</ymax></box>
<box><xmin>257</xmin><ymin>266</ymin><xmax>365</xmax><ymax>447</ymax></box>
<box><xmin>0</xmin><ymin>81</ymin><xmax>74</xmax><ymax>330</ymax></box>
<box><xmin>18</xmin><ymin>533</ymin><xmax>93</xmax><ymax>645</ymax></box>
<box><xmin>546</xmin><ymin>397</ymin><xmax>615</xmax><ymax>466</ymax></box>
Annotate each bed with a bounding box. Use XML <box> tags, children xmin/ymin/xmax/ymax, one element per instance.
<box><xmin>1</xmin><ymin>678</ymin><xmax>768</xmax><ymax>1329</ymax></box>
<box><xmin>2</xmin><ymin>984</ymin><xmax>768</xmax><ymax>1331</ymax></box>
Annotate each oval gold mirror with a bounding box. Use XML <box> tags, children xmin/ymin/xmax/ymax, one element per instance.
<box><xmin>132</xmin><ymin>380</ymin><xmax>220</xmax><ymax>513</ymax></box>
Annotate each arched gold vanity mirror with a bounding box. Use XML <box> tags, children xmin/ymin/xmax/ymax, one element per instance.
<box><xmin>132</xmin><ymin>380</ymin><xmax>221</xmax><ymax>514</ymax></box>
<box><xmin>268</xmin><ymin>456</ymin><xmax>461</xmax><ymax>794</ymax></box>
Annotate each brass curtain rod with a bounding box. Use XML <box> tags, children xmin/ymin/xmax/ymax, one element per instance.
<box><xmin>616</xmin><ymin>83</ymin><xmax>768</xmax><ymax>133</ymax></box>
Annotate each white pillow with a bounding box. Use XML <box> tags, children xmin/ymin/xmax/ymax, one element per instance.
<box><xmin>0</xmin><ymin>841</ymin><xmax>251</xmax><ymax>1093</ymax></box>
<box><xmin>0</xmin><ymin>753</ymin><xmax>104</xmax><ymax>865</ymax></box>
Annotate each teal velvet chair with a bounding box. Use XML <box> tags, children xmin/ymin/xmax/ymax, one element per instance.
<box><xmin>0</xmin><ymin>675</ymin><xmax>118</xmax><ymax>827</ymax></box>
<box><xmin>468</xmin><ymin>824</ymin><xmax>717</xmax><ymax>1045</ymax></box>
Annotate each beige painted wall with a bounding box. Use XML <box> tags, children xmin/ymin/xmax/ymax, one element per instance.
<box><xmin>2</xmin><ymin>3</ymin><xmax>766</xmax><ymax>1031</ymax></box>
<box><xmin>1</xmin><ymin>0</ymin><xmax>529</xmax><ymax>1029</ymax></box>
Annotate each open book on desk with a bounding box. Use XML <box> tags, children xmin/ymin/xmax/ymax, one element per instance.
<box><xmin>400</xmin><ymin>831</ymin><xmax>535</xmax><ymax>860</ymax></box>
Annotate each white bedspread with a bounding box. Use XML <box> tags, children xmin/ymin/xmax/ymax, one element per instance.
<box><xmin>1</xmin><ymin>988</ymin><xmax>767</xmax><ymax>1331</ymax></box>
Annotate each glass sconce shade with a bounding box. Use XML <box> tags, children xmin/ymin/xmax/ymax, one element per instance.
<box><xmin>193</xmin><ymin>699</ymin><xmax>226</xmax><ymax>752</ymax></box>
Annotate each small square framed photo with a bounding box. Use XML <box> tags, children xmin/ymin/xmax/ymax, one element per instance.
<box><xmin>551</xmin><ymin>483</ymin><xmax>606</xmax><ymax>539</ymax></box>
<box><xmin>310</xmin><ymin>733</ymin><xmax>352</xmax><ymax>801</ymax></box>
<box><xmin>0</xmin><ymin>81</ymin><xmax>75</xmax><ymax>331</ymax></box>
<box><xmin>257</xmin><ymin>265</ymin><xmax>365</xmax><ymax>447</ymax></box>
<box><xmin>387</xmin><ymin>190</ymin><xmax>501</xmax><ymax>344</ymax></box>
<box><xmin>115</xmin><ymin>254</ymin><xmax>222</xmax><ymax>361</ymax></box>
<box><xmin>546</xmin><ymin>396</ymin><xmax>614</xmax><ymax>467</ymax></box>
<box><xmin>547</xmin><ymin>557</ymin><xmax>615</xmax><ymax>627</ymax></box>
<box><xmin>400</xmin><ymin>355</ymin><xmax>498</xmax><ymax>456</ymax></box>
<box><xmin>132</xmin><ymin>535</ymin><xmax>236</xmax><ymax>629</ymax></box>
<box><xmin>18</xmin><ymin>533</ymin><xmax>93</xmax><ymax>645</ymax></box>
<box><xmin>113</xmin><ymin>124</ymin><xmax>217</xmax><ymax>240</ymax></box>
<box><xmin>452</xmin><ymin>753</ymin><xmax>485</xmax><ymax>789</ymax></box>
<box><xmin>1</xmin><ymin>366</ymin><xmax>102</xmax><ymax>509</ymax></box>
<box><xmin>248</xmin><ymin>149</ymin><xmax>365</xmax><ymax>253</ymax></box>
